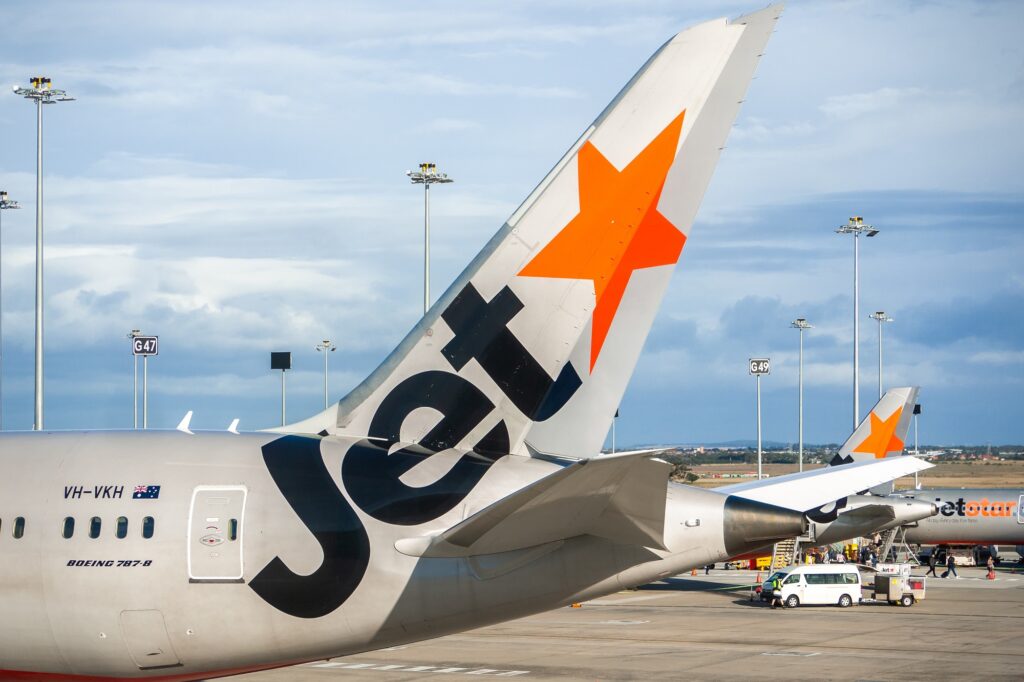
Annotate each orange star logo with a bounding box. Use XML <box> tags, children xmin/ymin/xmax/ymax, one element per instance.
<box><xmin>852</xmin><ymin>406</ymin><xmax>905</xmax><ymax>459</ymax></box>
<box><xmin>518</xmin><ymin>111</ymin><xmax>687</xmax><ymax>371</ymax></box>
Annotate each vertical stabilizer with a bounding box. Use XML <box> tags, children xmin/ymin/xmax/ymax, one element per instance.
<box><xmin>280</xmin><ymin>7</ymin><xmax>784</xmax><ymax>460</ymax></box>
<box><xmin>831</xmin><ymin>387</ymin><xmax>919</xmax><ymax>467</ymax></box>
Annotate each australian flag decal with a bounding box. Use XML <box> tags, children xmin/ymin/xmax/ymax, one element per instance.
<box><xmin>133</xmin><ymin>485</ymin><xmax>161</xmax><ymax>499</ymax></box>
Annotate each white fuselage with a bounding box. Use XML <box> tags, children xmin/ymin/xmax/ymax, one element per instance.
<box><xmin>900</xmin><ymin>488</ymin><xmax>1024</xmax><ymax>545</ymax></box>
<box><xmin>0</xmin><ymin>430</ymin><xmax>795</xmax><ymax>680</ymax></box>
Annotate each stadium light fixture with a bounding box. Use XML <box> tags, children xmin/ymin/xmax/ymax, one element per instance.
<box><xmin>834</xmin><ymin>216</ymin><xmax>879</xmax><ymax>430</ymax></box>
<box><xmin>407</xmin><ymin>163</ymin><xmax>454</xmax><ymax>315</ymax></box>
<box><xmin>14</xmin><ymin>76</ymin><xmax>74</xmax><ymax>430</ymax></box>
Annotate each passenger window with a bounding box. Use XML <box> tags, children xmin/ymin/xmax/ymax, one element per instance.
<box><xmin>229</xmin><ymin>518</ymin><xmax>238</xmax><ymax>541</ymax></box>
<box><xmin>804</xmin><ymin>573</ymin><xmax>826</xmax><ymax>585</ymax></box>
<box><xmin>142</xmin><ymin>516</ymin><xmax>154</xmax><ymax>539</ymax></box>
<box><xmin>13</xmin><ymin>517</ymin><xmax>25</xmax><ymax>539</ymax></box>
<box><xmin>116</xmin><ymin>517</ymin><xmax>128</xmax><ymax>539</ymax></box>
<box><xmin>62</xmin><ymin>517</ymin><xmax>75</xmax><ymax>539</ymax></box>
<box><xmin>89</xmin><ymin>516</ymin><xmax>101</xmax><ymax>539</ymax></box>
<box><xmin>783</xmin><ymin>574</ymin><xmax>800</xmax><ymax>585</ymax></box>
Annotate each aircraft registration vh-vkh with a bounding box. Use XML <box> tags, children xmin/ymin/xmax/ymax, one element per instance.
<box><xmin>0</xmin><ymin>6</ymin><xmax>931</xmax><ymax>680</ymax></box>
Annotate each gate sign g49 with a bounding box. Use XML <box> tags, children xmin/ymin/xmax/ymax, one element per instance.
<box><xmin>133</xmin><ymin>336</ymin><xmax>159</xmax><ymax>356</ymax></box>
<box><xmin>748</xmin><ymin>358</ymin><xmax>770</xmax><ymax>375</ymax></box>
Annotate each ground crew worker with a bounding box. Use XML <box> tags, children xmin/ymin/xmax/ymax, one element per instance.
<box><xmin>769</xmin><ymin>575</ymin><xmax>784</xmax><ymax>609</ymax></box>
<box><xmin>925</xmin><ymin>551</ymin><xmax>938</xmax><ymax>577</ymax></box>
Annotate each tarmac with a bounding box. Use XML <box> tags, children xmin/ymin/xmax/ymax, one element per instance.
<box><xmin>236</xmin><ymin>565</ymin><xmax>1024</xmax><ymax>682</ymax></box>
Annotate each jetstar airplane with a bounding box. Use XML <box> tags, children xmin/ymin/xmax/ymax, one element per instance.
<box><xmin>719</xmin><ymin>388</ymin><xmax>937</xmax><ymax>553</ymax></box>
<box><xmin>812</xmin><ymin>389</ymin><xmax>1024</xmax><ymax>551</ymax></box>
<box><xmin>0</xmin><ymin>6</ymin><xmax>931</xmax><ymax>680</ymax></box>
<box><xmin>805</xmin><ymin>388</ymin><xmax>937</xmax><ymax>544</ymax></box>
<box><xmin>826</xmin><ymin>391</ymin><xmax>1024</xmax><ymax>550</ymax></box>
<box><xmin>899</xmin><ymin>489</ymin><xmax>1024</xmax><ymax>546</ymax></box>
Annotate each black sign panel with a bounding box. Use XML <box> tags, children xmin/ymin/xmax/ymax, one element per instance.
<box><xmin>132</xmin><ymin>336</ymin><xmax>158</xmax><ymax>356</ymax></box>
<box><xmin>748</xmin><ymin>358</ymin><xmax>770</xmax><ymax>375</ymax></box>
<box><xmin>271</xmin><ymin>352</ymin><xmax>292</xmax><ymax>370</ymax></box>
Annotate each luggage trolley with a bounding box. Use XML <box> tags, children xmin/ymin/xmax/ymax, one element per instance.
<box><xmin>872</xmin><ymin>563</ymin><xmax>926</xmax><ymax>607</ymax></box>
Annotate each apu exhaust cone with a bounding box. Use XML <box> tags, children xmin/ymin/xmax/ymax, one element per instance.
<box><xmin>723</xmin><ymin>495</ymin><xmax>807</xmax><ymax>556</ymax></box>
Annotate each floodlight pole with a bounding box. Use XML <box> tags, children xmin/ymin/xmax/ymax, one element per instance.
<box><xmin>835</xmin><ymin>217</ymin><xmax>878</xmax><ymax>430</ymax></box>
<box><xmin>0</xmin><ymin>192</ymin><xmax>22</xmax><ymax>430</ymax></box>
<box><xmin>870</xmin><ymin>311</ymin><xmax>893</xmax><ymax>399</ymax></box>
<box><xmin>756</xmin><ymin>373</ymin><xmax>763</xmax><ymax>480</ymax></box>
<box><xmin>913</xmin><ymin>403</ymin><xmax>921</xmax><ymax>488</ymax></box>
<box><xmin>281</xmin><ymin>369</ymin><xmax>287</xmax><ymax>427</ymax></box>
<box><xmin>425</xmin><ymin>182</ymin><xmax>430</xmax><ymax>315</ymax></box>
<box><xmin>14</xmin><ymin>77</ymin><xmax>74</xmax><ymax>430</ymax></box>
<box><xmin>407</xmin><ymin>163</ymin><xmax>454</xmax><ymax>315</ymax></box>
<box><xmin>790</xmin><ymin>318</ymin><xmax>813</xmax><ymax>472</ymax></box>
<box><xmin>315</xmin><ymin>339</ymin><xmax>336</xmax><ymax>410</ymax></box>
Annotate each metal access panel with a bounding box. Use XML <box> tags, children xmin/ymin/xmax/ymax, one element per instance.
<box><xmin>188</xmin><ymin>486</ymin><xmax>247</xmax><ymax>582</ymax></box>
<box><xmin>119</xmin><ymin>610</ymin><xmax>181</xmax><ymax>670</ymax></box>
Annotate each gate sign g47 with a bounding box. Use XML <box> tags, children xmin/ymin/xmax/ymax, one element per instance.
<box><xmin>748</xmin><ymin>358</ymin><xmax>770</xmax><ymax>375</ymax></box>
<box><xmin>133</xmin><ymin>336</ymin><xmax>159</xmax><ymax>356</ymax></box>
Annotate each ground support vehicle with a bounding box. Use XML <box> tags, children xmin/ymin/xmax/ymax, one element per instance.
<box><xmin>873</xmin><ymin>573</ymin><xmax>926</xmax><ymax>606</ymax></box>
<box><xmin>760</xmin><ymin>564</ymin><xmax>861</xmax><ymax>609</ymax></box>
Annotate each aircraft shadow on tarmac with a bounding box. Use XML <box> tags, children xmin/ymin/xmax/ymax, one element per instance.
<box><xmin>639</xmin><ymin>576</ymin><xmax>756</xmax><ymax>594</ymax></box>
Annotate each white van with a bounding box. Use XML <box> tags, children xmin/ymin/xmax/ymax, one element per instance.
<box><xmin>761</xmin><ymin>564</ymin><xmax>862</xmax><ymax>608</ymax></box>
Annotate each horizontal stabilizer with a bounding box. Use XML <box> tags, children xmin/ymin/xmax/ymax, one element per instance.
<box><xmin>395</xmin><ymin>453</ymin><xmax>672</xmax><ymax>558</ymax></box>
<box><xmin>717</xmin><ymin>457</ymin><xmax>932</xmax><ymax>512</ymax></box>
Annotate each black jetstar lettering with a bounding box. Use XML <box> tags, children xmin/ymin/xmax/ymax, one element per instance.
<box><xmin>806</xmin><ymin>497</ymin><xmax>849</xmax><ymax>524</ymax></box>
<box><xmin>343</xmin><ymin>371</ymin><xmax>509</xmax><ymax>526</ymax></box>
<box><xmin>250</xmin><ymin>436</ymin><xmax>370</xmax><ymax>619</ymax></box>
<box><xmin>441</xmin><ymin>283</ymin><xmax>581</xmax><ymax>420</ymax></box>
<box><xmin>256</xmin><ymin>283</ymin><xmax>584</xmax><ymax>618</ymax></box>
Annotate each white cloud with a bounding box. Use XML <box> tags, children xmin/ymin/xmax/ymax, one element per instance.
<box><xmin>968</xmin><ymin>350</ymin><xmax>1024</xmax><ymax>366</ymax></box>
<box><xmin>818</xmin><ymin>87</ymin><xmax>929</xmax><ymax>120</ymax></box>
<box><xmin>422</xmin><ymin>118</ymin><xmax>482</xmax><ymax>133</ymax></box>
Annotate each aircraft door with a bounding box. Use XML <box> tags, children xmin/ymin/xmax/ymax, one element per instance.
<box><xmin>188</xmin><ymin>486</ymin><xmax>246</xmax><ymax>582</ymax></box>
<box><xmin>1018</xmin><ymin>494</ymin><xmax>1024</xmax><ymax>524</ymax></box>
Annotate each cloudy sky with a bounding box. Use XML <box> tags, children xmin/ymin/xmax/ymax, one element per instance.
<box><xmin>0</xmin><ymin>0</ymin><xmax>1021</xmax><ymax>446</ymax></box>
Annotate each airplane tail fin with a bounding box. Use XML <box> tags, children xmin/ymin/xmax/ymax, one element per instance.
<box><xmin>830</xmin><ymin>387</ymin><xmax>919</xmax><ymax>467</ymax></box>
<box><xmin>281</xmin><ymin>7</ymin><xmax>783</xmax><ymax>457</ymax></box>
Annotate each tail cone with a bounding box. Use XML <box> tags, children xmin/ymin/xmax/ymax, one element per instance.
<box><xmin>723</xmin><ymin>496</ymin><xmax>806</xmax><ymax>556</ymax></box>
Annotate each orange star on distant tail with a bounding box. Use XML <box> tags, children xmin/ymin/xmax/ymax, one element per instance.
<box><xmin>852</xmin><ymin>407</ymin><xmax>905</xmax><ymax>459</ymax></box>
<box><xmin>518</xmin><ymin>111</ymin><xmax>687</xmax><ymax>371</ymax></box>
